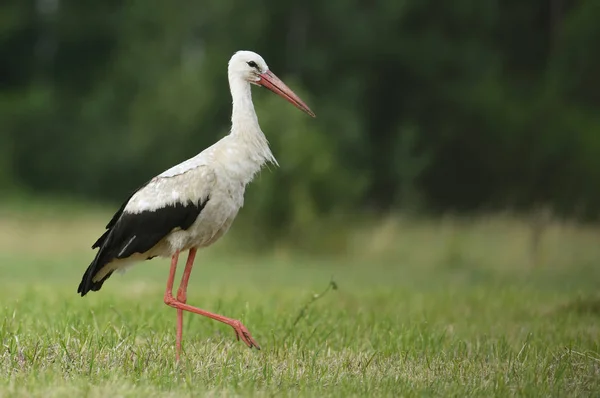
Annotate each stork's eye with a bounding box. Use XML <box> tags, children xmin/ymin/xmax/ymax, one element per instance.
<box><xmin>247</xmin><ymin>61</ymin><xmax>258</xmax><ymax>68</ymax></box>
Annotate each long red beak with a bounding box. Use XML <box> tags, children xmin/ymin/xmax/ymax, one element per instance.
<box><xmin>257</xmin><ymin>70</ymin><xmax>316</xmax><ymax>118</ymax></box>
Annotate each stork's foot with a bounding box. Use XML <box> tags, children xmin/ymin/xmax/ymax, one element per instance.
<box><xmin>229</xmin><ymin>319</ymin><xmax>261</xmax><ymax>350</ymax></box>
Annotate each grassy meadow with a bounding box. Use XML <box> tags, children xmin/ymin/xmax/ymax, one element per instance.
<box><xmin>0</xmin><ymin>201</ymin><xmax>599</xmax><ymax>397</ymax></box>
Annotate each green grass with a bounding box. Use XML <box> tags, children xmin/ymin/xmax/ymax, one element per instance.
<box><xmin>0</xmin><ymin>206</ymin><xmax>599</xmax><ymax>396</ymax></box>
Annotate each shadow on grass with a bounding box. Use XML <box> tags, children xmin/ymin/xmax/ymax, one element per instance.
<box><xmin>556</xmin><ymin>296</ymin><xmax>600</xmax><ymax>317</ymax></box>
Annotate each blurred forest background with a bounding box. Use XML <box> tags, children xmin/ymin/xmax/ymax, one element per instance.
<box><xmin>1</xmin><ymin>0</ymin><xmax>600</xmax><ymax>245</ymax></box>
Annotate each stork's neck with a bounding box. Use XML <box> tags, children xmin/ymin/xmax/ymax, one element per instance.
<box><xmin>230</xmin><ymin>76</ymin><xmax>258</xmax><ymax>129</ymax></box>
<box><xmin>228</xmin><ymin>73</ymin><xmax>277</xmax><ymax>168</ymax></box>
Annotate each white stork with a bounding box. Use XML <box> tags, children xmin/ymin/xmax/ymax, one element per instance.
<box><xmin>77</xmin><ymin>50</ymin><xmax>315</xmax><ymax>361</ymax></box>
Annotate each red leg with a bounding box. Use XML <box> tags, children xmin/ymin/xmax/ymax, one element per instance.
<box><xmin>164</xmin><ymin>249</ymin><xmax>260</xmax><ymax>351</ymax></box>
<box><xmin>164</xmin><ymin>251</ymin><xmax>180</xmax><ymax>304</ymax></box>
<box><xmin>164</xmin><ymin>251</ymin><xmax>182</xmax><ymax>361</ymax></box>
<box><xmin>177</xmin><ymin>248</ymin><xmax>197</xmax><ymax>304</ymax></box>
<box><xmin>175</xmin><ymin>249</ymin><xmax>197</xmax><ymax>360</ymax></box>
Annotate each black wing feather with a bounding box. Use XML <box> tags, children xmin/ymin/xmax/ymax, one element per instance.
<box><xmin>92</xmin><ymin>183</ymin><xmax>147</xmax><ymax>250</ymax></box>
<box><xmin>78</xmin><ymin>194</ymin><xmax>209</xmax><ymax>296</ymax></box>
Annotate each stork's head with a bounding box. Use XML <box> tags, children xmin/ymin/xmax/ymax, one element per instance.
<box><xmin>228</xmin><ymin>50</ymin><xmax>315</xmax><ymax>117</ymax></box>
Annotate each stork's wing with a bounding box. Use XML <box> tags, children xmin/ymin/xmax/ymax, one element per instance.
<box><xmin>77</xmin><ymin>166</ymin><xmax>216</xmax><ymax>296</ymax></box>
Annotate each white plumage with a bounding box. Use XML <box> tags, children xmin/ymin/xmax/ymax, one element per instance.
<box><xmin>77</xmin><ymin>50</ymin><xmax>315</xmax><ymax>360</ymax></box>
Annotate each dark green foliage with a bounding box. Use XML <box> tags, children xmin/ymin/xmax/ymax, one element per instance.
<box><xmin>2</xmin><ymin>0</ymin><xmax>599</xmax><ymax>231</ymax></box>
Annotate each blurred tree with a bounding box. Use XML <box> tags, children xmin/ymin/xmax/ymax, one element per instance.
<box><xmin>1</xmin><ymin>0</ymin><xmax>600</xmax><ymax>232</ymax></box>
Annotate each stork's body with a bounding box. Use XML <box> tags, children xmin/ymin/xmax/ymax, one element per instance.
<box><xmin>77</xmin><ymin>51</ymin><xmax>315</xmax><ymax>361</ymax></box>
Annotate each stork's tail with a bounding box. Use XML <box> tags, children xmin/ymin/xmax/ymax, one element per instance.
<box><xmin>77</xmin><ymin>248</ymin><xmax>114</xmax><ymax>296</ymax></box>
